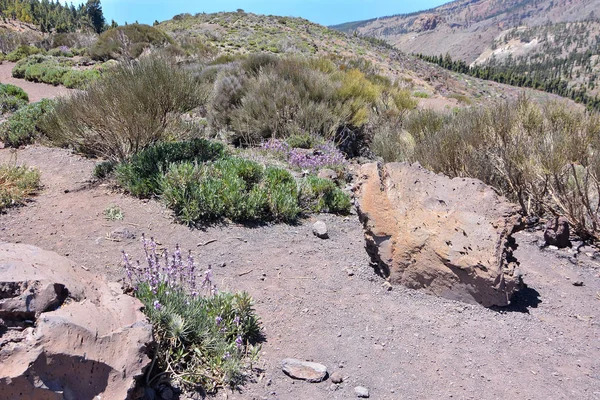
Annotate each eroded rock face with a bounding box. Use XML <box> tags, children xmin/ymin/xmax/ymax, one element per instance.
<box><xmin>354</xmin><ymin>163</ymin><xmax>523</xmax><ymax>307</ymax></box>
<box><xmin>544</xmin><ymin>216</ymin><xmax>571</xmax><ymax>248</ymax></box>
<box><xmin>0</xmin><ymin>242</ymin><xmax>152</xmax><ymax>399</ymax></box>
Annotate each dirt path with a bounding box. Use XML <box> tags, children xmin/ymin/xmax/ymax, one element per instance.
<box><xmin>0</xmin><ymin>62</ymin><xmax>73</xmax><ymax>102</ymax></box>
<box><xmin>0</xmin><ymin>146</ymin><xmax>599</xmax><ymax>400</ymax></box>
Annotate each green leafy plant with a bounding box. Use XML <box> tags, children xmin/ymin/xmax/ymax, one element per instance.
<box><xmin>0</xmin><ymin>99</ymin><xmax>55</xmax><ymax>147</ymax></box>
<box><xmin>6</xmin><ymin>45</ymin><xmax>42</xmax><ymax>62</ymax></box>
<box><xmin>0</xmin><ymin>163</ymin><xmax>41</xmax><ymax>212</ymax></box>
<box><xmin>122</xmin><ymin>237</ymin><xmax>262</xmax><ymax>392</ymax></box>
<box><xmin>116</xmin><ymin>139</ymin><xmax>227</xmax><ymax>198</ymax></box>
<box><xmin>299</xmin><ymin>175</ymin><xmax>351</xmax><ymax>214</ymax></box>
<box><xmin>0</xmin><ymin>83</ymin><xmax>28</xmax><ymax>114</ymax></box>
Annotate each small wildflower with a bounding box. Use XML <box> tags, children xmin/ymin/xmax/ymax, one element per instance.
<box><xmin>215</xmin><ymin>315</ymin><xmax>223</xmax><ymax>325</ymax></box>
<box><xmin>223</xmin><ymin>352</ymin><xmax>231</xmax><ymax>360</ymax></box>
<box><xmin>234</xmin><ymin>315</ymin><xmax>240</xmax><ymax>327</ymax></box>
<box><xmin>235</xmin><ymin>335</ymin><xmax>243</xmax><ymax>350</ymax></box>
<box><xmin>153</xmin><ymin>300</ymin><xmax>162</xmax><ymax>310</ymax></box>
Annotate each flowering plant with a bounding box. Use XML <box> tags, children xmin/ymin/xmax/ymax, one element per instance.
<box><xmin>122</xmin><ymin>235</ymin><xmax>261</xmax><ymax>392</ymax></box>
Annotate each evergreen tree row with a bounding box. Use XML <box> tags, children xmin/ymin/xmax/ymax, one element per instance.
<box><xmin>415</xmin><ymin>52</ymin><xmax>600</xmax><ymax>112</ymax></box>
<box><xmin>0</xmin><ymin>0</ymin><xmax>107</xmax><ymax>34</ymax></box>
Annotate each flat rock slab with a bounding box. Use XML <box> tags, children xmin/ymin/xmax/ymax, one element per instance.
<box><xmin>282</xmin><ymin>358</ymin><xmax>328</xmax><ymax>382</ymax></box>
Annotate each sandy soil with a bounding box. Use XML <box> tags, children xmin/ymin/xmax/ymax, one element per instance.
<box><xmin>0</xmin><ymin>62</ymin><xmax>73</xmax><ymax>103</ymax></box>
<box><xmin>1</xmin><ymin>145</ymin><xmax>599</xmax><ymax>400</ymax></box>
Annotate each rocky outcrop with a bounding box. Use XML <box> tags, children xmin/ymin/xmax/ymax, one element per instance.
<box><xmin>412</xmin><ymin>14</ymin><xmax>443</xmax><ymax>32</ymax></box>
<box><xmin>354</xmin><ymin>163</ymin><xmax>523</xmax><ymax>307</ymax></box>
<box><xmin>544</xmin><ymin>216</ymin><xmax>571</xmax><ymax>248</ymax></box>
<box><xmin>0</xmin><ymin>242</ymin><xmax>153</xmax><ymax>399</ymax></box>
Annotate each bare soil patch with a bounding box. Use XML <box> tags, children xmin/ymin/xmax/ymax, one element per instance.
<box><xmin>0</xmin><ymin>145</ymin><xmax>599</xmax><ymax>399</ymax></box>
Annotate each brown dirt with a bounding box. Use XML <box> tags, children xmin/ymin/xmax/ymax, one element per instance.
<box><xmin>0</xmin><ymin>62</ymin><xmax>73</xmax><ymax>103</ymax></box>
<box><xmin>1</xmin><ymin>145</ymin><xmax>599</xmax><ymax>400</ymax></box>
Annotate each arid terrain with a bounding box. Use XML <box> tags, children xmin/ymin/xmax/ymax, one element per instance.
<box><xmin>1</xmin><ymin>142</ymin><xmax>599</xmax><ymax>399</ymax></box>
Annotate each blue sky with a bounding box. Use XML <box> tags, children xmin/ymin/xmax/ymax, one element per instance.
<box><xmin>99</xmin><ymin>0</ymin><xmax>449</xmax><ymax>26</ymax></box>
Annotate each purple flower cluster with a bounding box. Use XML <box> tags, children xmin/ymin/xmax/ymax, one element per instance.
<box><xmin>122</xmin><ymin>234</ymin><xmax>217</xmax><ymax>298</ymax></box>
<box><xmin>261</xmin><ymin>138</ymin><xmax>347</xmax><ymax>172</ymax></box>
<box><xmin>59</xmin><ymin>46</ymin><xmax>70</xmax><ymax>53</ymax></box>
<box><xmin>288</xmin><ymin>142</ymin><xmax>347</xmax><ymax>172</ymax></box>
<box><xmin>260</xmin><ymin>138</ymin><xmax>290</xmax><ymax>159</ymax></box>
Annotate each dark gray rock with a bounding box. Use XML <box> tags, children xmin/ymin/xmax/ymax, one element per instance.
<box><xmin>544</xmin><ymin>216</ymin><xmax>570</xmax><ymax>248</ymax></box>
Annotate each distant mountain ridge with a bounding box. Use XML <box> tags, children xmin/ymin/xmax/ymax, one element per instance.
<box><xmin>331</xmin><ymin>0</ymin><xmax>600</xmax><ymax>63</ymax></box>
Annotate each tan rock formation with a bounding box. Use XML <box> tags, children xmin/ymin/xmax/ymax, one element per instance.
<box><xmin>0</xmin><ymin>242</ymin><xmax>152</xmax><ymax>399</ymax></box>
<box><xmin>354</xmin><ymin>163</ymin><xmax>523</xmax><ymax>307</ymax></box>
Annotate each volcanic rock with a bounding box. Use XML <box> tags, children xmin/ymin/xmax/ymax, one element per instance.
<box><xmin>354</xmin><ymin>163</ymin><xmax>523</xmax><ymax>307</ymax></box>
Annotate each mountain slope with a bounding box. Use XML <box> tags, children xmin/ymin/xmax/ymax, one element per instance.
<box><xmin>331</xmin><ymin>0</ymin><xmax>600</xmax><ymax>63</ymax></box>
<box><xmin>158</xmin><ymin>11</ymin><xmax>575</xmax><ymax>110</ymax></box>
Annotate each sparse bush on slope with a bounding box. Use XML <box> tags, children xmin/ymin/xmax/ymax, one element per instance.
<box><xmin>42</xmin><ymin>56</ymin><xmax>207</xmax><ymax>161</ymax></box>
<box><xmin>206</xmin><ymin>54</ymin><xmax>418</xmax><ymax>148</ymax></box>
<box><xmin>90</xmin><ymin>24</ymin><xmax>173</xmax><ymax>61</ymax></box>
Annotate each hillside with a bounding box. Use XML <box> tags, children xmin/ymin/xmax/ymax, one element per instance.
<box><xmin>331</xmin><ymin>0</ymin><xmax>600</xmax><ymax>106</ymax></box>
<box><xmin>158</xmin><ymin>11</ymin><xmax>575</xmax><ymax>109</ymax></box>
<box><xmin>331</xmin><ymin>0</ymin><xmax>600</xmax><ymax>63</ymax></box>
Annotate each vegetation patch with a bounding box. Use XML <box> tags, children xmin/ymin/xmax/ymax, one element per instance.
<box><xmin>0</xmin><ymin>83</ymin><xmax>29</xmax><ymax>114</ymax></box>
<box><xmin>116</xmin><ymin>139</ymin><xmax>227</xmax><ymax>198</ymax></box>
<box><xmin>90</xmin><ymin>24</ymin><xmax>173</xmax><ymax>61</ymax></box>
<box><xmin>1</xmin><ymin>99</ymin><xmax>55</xmax><ymax>148</ymax></box>
<box><xmin>123</xmin><ymin>238</ymin><xmax>261</xmax><ymax>392</ymax></box>
<box><xmin>0</xmin><ymin>163</ymin><xmax>40</xmax><ymax>212</ymax></box>
<box><xmin>12</xmin><ymin>55</ymin><xmax>100</xmax><ymax>89</ymax></box>
<box><xmin>373</xmin><ymin>96</ymin><xmax>600</xmax><ymax>241</ymax></box>
<box><xmin>42</xmin><ymin>56</ymin><xmax>205</xmax><ymax>161</ymax></box>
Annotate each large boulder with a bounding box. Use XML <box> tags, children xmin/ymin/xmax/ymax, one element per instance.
<box><xmin>0</xmin><ymin>242</ymin><xmax>152</xmax><ymax>399</ymax></box>
<box><xmin>354</xmin><ymin>163</ymin><xmax>523</xmax><ymax>307</ymax></box>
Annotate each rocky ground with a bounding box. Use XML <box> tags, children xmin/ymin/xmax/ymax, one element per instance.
<box><xmin>1</xmin><ymin>145</ymin><xmax>599</xmax><ymax>399</ymax></box>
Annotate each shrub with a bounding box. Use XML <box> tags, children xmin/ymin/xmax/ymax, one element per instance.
<box><xmin>42</xmin><ymin>56</ymin><xmax>207</xmax><ymax>161</ymax></box>
<box><xmin>116</xmin><ymin>139</ymin><xmax>227</xmax><ymax>198</ymax></box>
<box><xmin>0</xmin><ymin>164</ymin><xmax>40</xmax><ymax>212</ymax></box>
<box><xmin>0</xmin><ymin>84</ymin><xmax>28</xmax><ymax>114</ymax></box>
<box><xmin>160</xmin><ymin>159</ymin><xmax>300</xmax><ymax>224</ymax></box>
<box><xmin>62</xmin><ymin>69</ymin><xmax>101</xmax><ymax>89</ymax></box>
<box><xmin>122</xmin><ymin>238</ymin><xmax>261</xmax><ymax>392</ymax></box>
<box><xmin>90</xmin><ymin>24</ymin><xmax>173</xmax><ymax>61</ymax></box>
<box><xmin>299</xmin><ymin>175</ymin><xmax>351</xmax><ymax>214</ymax></box>
<box><xmin>0</xmin><ymin>99</ymin><xmax>55</xmax><ymax>147</ymax></box>
<box><xmin>288</xmin><ymin>142</ymin><xmax>347</xmax><ymax>172</ymax></box>
<box><xmin>6</xmin><ymin>45</ymin><xmax>42</xmax><ymax>62</ymax></box>
<box><xmin>94</xmin><ymin>160</ymin><xmax>117</xmax><ymax>179</ymax></box>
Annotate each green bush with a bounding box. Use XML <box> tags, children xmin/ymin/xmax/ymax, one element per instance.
<box><xmin>94</xmin><ymin>160</ymin><xmax>117</xmax><ymax>179</ymax></box>
<box><xmin>0</xmin><ymin>83</ymin><xmax>28</xmax><ymax>114</ymax></box>
<box><xmin>90</xmin><ymin>24</ymin><xmax>173</xmax><ymax>61</ymax></box>
<box><xmin>62</xmin><ymin>69</ymin><xmax>101</xmax><ymax>89</ymax></box>
<box><xmin>42</xmin><ymin>56</ymin><xmax>207</xmax><ymax>161</ymax></box>
<box><xmin>160</xmin><ymin>159</ymin><xmax>301</xmax><ymax>224</ymax></box>
<box><xmin>6</xmin><ymin>45</ymin><xmax>42</xmax><ymax>62</ymax></box>
<box><xmin>0</xmin><ymin>99</ymin><xmax>55</xmax><ymax>147</ymax></box>
<box><xmin>11</xmin><ymin>55</ymin><xmax>94</xmax><ymax>88</ymax></box>
<box><xmin>116</xmin><ymin>139</ymin><xmax>227</xmax><ymax>198</ymax></box>
<box><xmin>299</xmin><ymin>175</ymin><xmax>351</xmax><ymax>214</ymax></box>
<box><xmin>0</xmin><ymin>164</ymin><xmax>40</xmax><ymax>212</ymax></box>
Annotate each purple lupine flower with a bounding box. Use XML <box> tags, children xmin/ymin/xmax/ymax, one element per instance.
<box><xmin>223</xmin><ymin>352</ymin><xmax>231</xmax><ymax>360</ymax></box>
<box><xmin>153</xmin><ymin>300</ymin><xmax>162</xmax><ymax>310</ymax></box>
<box><xmin>215</xmin><ymin>316</ymin><xmax>223</xmax><ymax>325</ymax></box>
<box><xmin>233</xmin><ymin>315</ymin><xmax>240</xmax><ymax>327</ymax></box>
<box><xmin>235</xmin><ymin>335</ymin><xmax>243</xmax><ymax>350</ymax></box>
